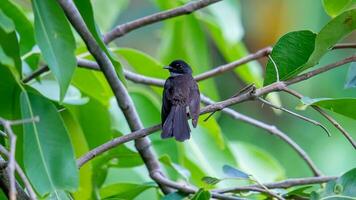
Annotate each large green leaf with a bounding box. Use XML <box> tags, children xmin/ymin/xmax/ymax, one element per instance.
<box><xmin>322</xmin><ymin>0</ymin><xmax>356</xmax><ymax>17</ymax></box>
<box><xmin>302</xmin><ymin>9</ymin><xmax>356</xmax><ymax>71</ymax></box>
<box><xmin>73</xmin><ymin>0</ymin><xmax>126</xmax><ymax>84</ymax></box>
<box><xmin>229</xmin><ymin>142</ymin><xmax>285</xmax><ymax>182</ymax></box>
<box><xmin>264</xmin><ymin>30</ymin><xmax>316</xmax><ymax>86</ymax></box>
<box><xmin>301</xmin><ymin>97</ymin><xmax>356</xmax><ymax>120</ymax></box>
<box><xmin>0</xmin><ymin>0</ymin><xmax>35</xmax><ymax>54</ymax></box>
<box><xmin>32</xmin><ymin>0</ymin><xmax>77</xmax><ymax>100</ymax></box>
<box><xmin>100</xmin><ymin>182</ymin><xmax>157</xmax><ymax>199</ymax></box>
<box><xmin>0</xmin><ymin>10</ymin><xmax>21</xmax><ymax>77</ymax></box>
<box><xmin>312</xmin><ymin>168</ymin><xmax>356</xmax><ymax>199</ymax></box>
<box><xmin>20</xmin><ymin>91</ymin><xmax>78</xmax><ymax>196</ymax></box>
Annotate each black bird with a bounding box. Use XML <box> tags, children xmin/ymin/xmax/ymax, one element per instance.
<box><xmin>161</xmin><ymin>60</ymin><xmax>200</xmax><ymax>141</ymax></box>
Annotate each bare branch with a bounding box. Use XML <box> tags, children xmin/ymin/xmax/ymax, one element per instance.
<box><xmin>283</xmin><ymin>88</ymin><xmax>356</xmax><ymax>149</ymax></box>
<box><xmin>0</xmin><ymin>147</ymin><xmax>37</xmax><ymax>200</ymax></box>
<box><xmin>214</xmin><ymin>176</ymin><xmax>336</xmax><ymax>193</ymax></box>
<box><xmin>56</xmin><ymin>0</ymin><xmax>172</xmax><ymax>193</ymax></box>
<box><xmin>332</xmin><ymin>43</ymin><xmax>356</xmax><ymax>49</ymax></box>
<box><xmin>195</xmin><ymin>47</ymin><xmax>272</xmax><ymax>81</ymax></box>
<box><xmin>258</xmin><ymin>97</ymin><xmax>331</xmax><ymax>136</ymax></box>
<box><xmin>103</xmin><ymin>0</ymin><xmax>222</xmax><ymax>43</ymax></box>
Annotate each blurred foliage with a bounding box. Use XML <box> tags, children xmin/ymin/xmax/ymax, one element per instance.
<box><xmin>0</xmin><ymin>0</ymin><xmax>356</xmax><ymax>200</ymax></box>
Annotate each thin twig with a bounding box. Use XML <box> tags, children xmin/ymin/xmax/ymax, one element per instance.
<box><xmin>0</xmin><ymin>146</ymin><xmax>37</xmax><ymax>200</ymax></box>
<box><xmin>103</xmin><ymin>0</ymin><xmax>222</xmax><ymax>43</ymax></box>
<box><xmin>258</xmin><ymin>97</ymin><xmax>331</xmax><ymax>136</ymax></box>
<box><xmin>332</xmin><ymin>43</ymin><xmax>356</xmax><ymax>49</ymax></box>
<box><xmin>283</xmin><ymin>88</ymin><xmax>356</xmax><ymax>149</ymax></box>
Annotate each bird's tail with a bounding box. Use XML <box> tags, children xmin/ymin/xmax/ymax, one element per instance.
<box><xmin>161</xmin><ymin>106</ymin><xmax>191</xmax><ymax>141</ymax></box>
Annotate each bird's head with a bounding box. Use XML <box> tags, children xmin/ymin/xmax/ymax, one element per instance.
<box><xmin>164</xmin><ymin>60</ymin><xmax>192</xmax><ymax>75</ymax></box>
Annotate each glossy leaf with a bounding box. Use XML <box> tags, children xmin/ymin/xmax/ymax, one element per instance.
<box><xmin>264</xmin><ymin>30</ymin><xmax>316</xmax><ymax>85</ymax></box>
<box><xmin>345</xmin><ymin>62</ymin><xmax>356</xmax><ymax>88</ymax></box>
<box><xmin>32</xmin><ymin>0</ymin><xmax>77</xmax><ymax>100</ymax></box>
<box><xmin>314</xmin><ymin>168</ymin><xmax>356</xmax><ymax>199</ymax></box>
<box><xmin>0</xmin><ymin>0</ymin><xmax>35</xmax><ymax>54</ymax></box>
<box><xmin>73</xmin><ymin>0</ymin><xmax>126</xmax><ymax>84</ymax></box>
<box><xmin>222</xmin><ymin>165</ymin><xmax>249</xmax><ymax>179</ymax></box>
<box><xmin>322</xmin><ymin>0</ymin><xmax>355</xmax><ymax>17</ymax></box>
<box><xmin>20</xmin><ymin>91</ymin><xmax>78</xmax><ymax>196</ymax></box>
<box><xmin>191</xmin><ymin>189</ymin><xmax>211</xmax><ymax>200</ymax></box>
<box><xmin>301</xmin><ymin>97</ymin><xmax>356</xmax><ymax>120</ymax></box>
<box><xmin>302</xmin><ymin>9</ymin><xmax>356</xmax><ymax>71</ymax></box>
<box><xmin>229</xmin><ymin>142</ymin><xmax>285</xmax><ymax>182</ymax></box>
<box><xmin>100</xmin><ymin>182</ymin><xmax>157</xmax><ymax>199</ymax></box>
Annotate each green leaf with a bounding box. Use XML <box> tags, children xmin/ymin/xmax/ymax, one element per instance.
<box><xmin>100</xmin><ymin>182</ymin><xmax>157</xmax><ymax>199</ymax></box>
<box><xmin>322</xmin><ymin>0</ymin><xmax>356</xmax><ymax>17</ymax></box>
<box><xmin>316</xmin><ymin>168</ymin><xmax>356</xmax><ymax>199</ymax></box>
<box><xmin>0</xmin><ymin>67</ymin><xmax>21</xmax><ymax>119</ymax></box>
<box><xmin>20</xmin><ymin>91</ymin><xmax>78</xmax><ymax>196</ymax></box>
<box><xmin>264</xmin><ymin>30</ymin><xmax>316</xmax><ymax>85</ymax></box>
<box><xmin>0</xmin><ymin>0</ymin><xmax>35</xmax><ymax>54</ymax></box>
<box><xmin>229</xmin><ymin>142</ymin><xmax>285</xmax><ymax>182</ymax></box>
<box><xmin>284</xmin><ymin>186</ymin><xmax>313</xmax><ymax>199</ymax></box>
<box><xmin>222</xmin><ymin>165</ymin><xmax>249</xmax><ymax>179</ymax></box>
<box><xmin>162</xmin><ymin>192</ymin><xmax>188</xmax><ymax>200</ymax></box>
<box><xmin>302</xmin><ymin>9</ymin><xmax>356</xmax><ymax>71</ymax></box>
<box><xmin>345</xmin><ymin>62</ymin><xmax>356</xmax><ymax>88</ymax></box>
<box><xmin>29</xmin><ymin>79</ymin><xmax>89</xmax><ymax>105</ymax></box>
<box><xmin>301</xmin><ymin>96</ymin><xmax>356</xmax><ymax>120</ymax></box>
<box><xmin>72</xmin><ymin>67</ymin><xmax>113</xmax><ymax>106</ymax></box>
<box><xmin>32</xmin><ymin>0</ymin><xmax>77</xmax><ymax>100</ymax></box>
<box><xmin>0</xmin><ymin>10</ymin><xmax>21</xmax><ymax>77</ymax></box>
<box><xmin>73</xmin><ymin>0</ymin><xmax>126</xmax><ymax>84</ymax></box>
<box><xmin>191</xmin><ymin>189</ymin><xmax>211</xmax><ymax>200</ymax></box>
<box><xmin>201</xmin><ymin>176</ymin><xmax>221</xmax><ymax>185</ymax></box>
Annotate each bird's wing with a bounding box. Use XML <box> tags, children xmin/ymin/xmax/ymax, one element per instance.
<box><xmin>189</xmin><ymin>79</ymin><xmax>200</xmax><ymax>128</ymax></box>
<box><xmin>161</xmin><ymin>78</ymin><xmax>172</xmax><ymax>124</ymax></box>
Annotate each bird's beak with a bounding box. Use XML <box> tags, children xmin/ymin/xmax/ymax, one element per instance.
<box><xmin>163</xmin><ymin>66</ymin><xmax>172</xmax><ymax>70</ymax></box>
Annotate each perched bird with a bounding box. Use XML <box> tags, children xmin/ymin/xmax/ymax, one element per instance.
<box><xmin>161</xmin><ymin>60</ymin><xmax>200</xmax><ymax>141</ymax></box>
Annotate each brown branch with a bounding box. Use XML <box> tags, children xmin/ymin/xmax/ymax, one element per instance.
<box><xmin>214</xmin><ymin>176</ymin><xmax>336</xmax><ymax>193</ymax></box>
<box><xmin>56</xmin><ymin>0</ymin><xmax>172</xmax><ymax>194</ymax></box>
<box><xmin>103</xmin><ymin>0</ymin><xmax>222</xmax><ymax>43</ymax></box>
<box><xmin>283</xmin><ymin>88</ymin><xmax>356</xmax><ymax>149</ymax></box>
<box><xmin>332</xmin><ymin>43</ymin><xmax>356</xmax><ymax>49</ymax></box>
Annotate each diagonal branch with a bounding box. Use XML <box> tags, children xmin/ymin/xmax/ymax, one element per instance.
<box><xmin>103</xmin><ymin>0</ymin><xmax>222</xmax><ymax>43</ymax></box>
<box><xmin>56</xmin><ymin>0</ymin><xmax>173</xmax><ymax>194</ymax></box>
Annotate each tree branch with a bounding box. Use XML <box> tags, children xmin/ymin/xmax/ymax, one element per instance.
<box><xmin>56</xmin><ymin>0</ymin><xmax>173</xmax><ymax>194</ymax></box>
<box><xmin>103</xmin><ymin>0</ymin><xmax>222</xmax><ymax>43</ymax></box>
